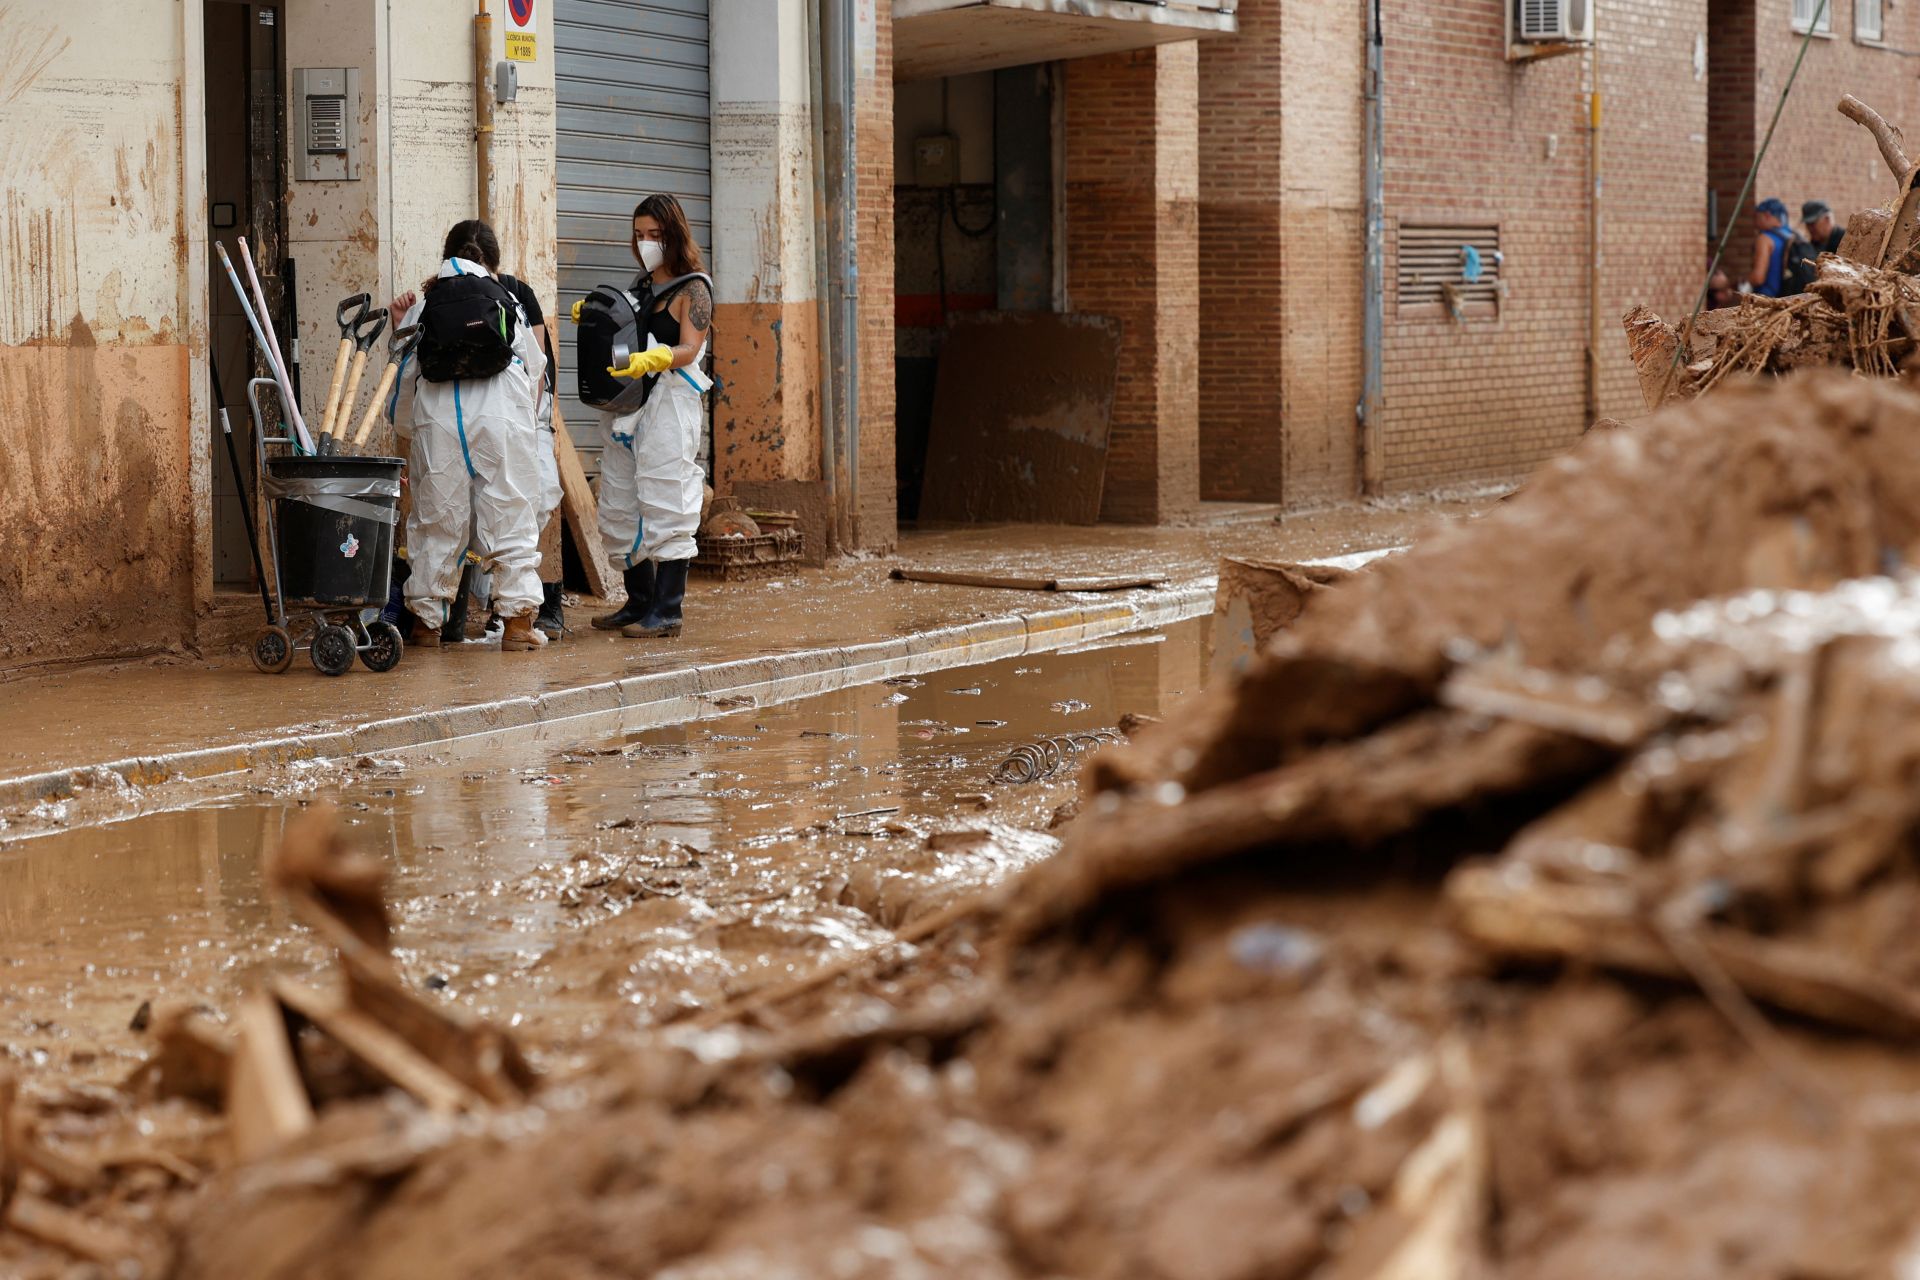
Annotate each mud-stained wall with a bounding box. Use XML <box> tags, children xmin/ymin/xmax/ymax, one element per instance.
<box><xmin>0</xmin><ymin>4</ymin><xmax>197</xmax><ymax>672</ymax></box>
<box><xmin>285</xmin><ymin>0</ymin><xmax>557</xmax><ymax>432</ymax></box>
<box><xmin>711</xmin><ymin>0</ymin><xmax>826</xmax><ymax>496</ymax></box>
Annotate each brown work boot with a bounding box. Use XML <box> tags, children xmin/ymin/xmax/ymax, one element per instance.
<box><xmin>501</xmin><ymin>613</ymin><xmax>547</xmax><ymax>651</ymax></box>
<box><xmin>409</xmin><ymin>620</ymin><xmax>441</xmax><ymax>648</ymax></box>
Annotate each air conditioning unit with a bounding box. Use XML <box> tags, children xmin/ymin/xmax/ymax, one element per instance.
<box><xmin>1517</xmin><ymin>0</ymin><xmax>1593</xmax><ymax>43</ymax></box>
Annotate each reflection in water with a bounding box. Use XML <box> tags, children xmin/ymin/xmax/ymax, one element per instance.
<box><xmin>0</xmin><ymin>618</ymin><xmax>1210</xmax><ymax>1078</ymax></box>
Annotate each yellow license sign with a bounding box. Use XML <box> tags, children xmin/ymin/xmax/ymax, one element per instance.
<box><xmin>506</xmin><ymin>32</ymin><xmax>536</xmax><ymax>62</ymax></box>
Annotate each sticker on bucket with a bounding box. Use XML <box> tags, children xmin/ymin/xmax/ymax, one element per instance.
<box><xmin>340</xmin><ymin>533</ymin><xmax>361</xmax><ymax>559</ymax></box>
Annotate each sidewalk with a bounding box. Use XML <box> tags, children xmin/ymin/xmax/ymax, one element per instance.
<box><xmin>0</xmin><ymin>502</ymin><xmax>1487</xmax><ymax>805</ymax></box>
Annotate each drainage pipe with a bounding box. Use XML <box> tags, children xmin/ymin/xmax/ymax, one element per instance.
<box><xmin>806</xmin><ymin>0</ymin><xmax>841</xmax><ymax>553</ymax></box>
<box><xmin>1359</xmin><ymin>0</ymin><xmax>1384</xmax><ymax>494</ymax></box>
<box><xmin>1585</xmin><ymin>49</ymin><xmax>1602</xmax><ymax>427</ymax></box>
<box><xmin>475</xmin><ymin>0</ymin><xmax>496</xmax><ymax>224</ymax></box>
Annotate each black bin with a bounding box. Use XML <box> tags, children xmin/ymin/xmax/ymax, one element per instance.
<box><xmin>266</xmin><ymin>455</ymin><xmax>403</xmax><ymax>606</ymax></box>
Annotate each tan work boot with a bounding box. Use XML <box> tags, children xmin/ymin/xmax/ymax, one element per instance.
<box><xmin>501</xmin><ymin>614</ymin><xmax>548</xmax><ymax>651</ymax></box>
<box><xmin>409</xmin><ymin>621</ymin><xmax>441</xmax><ymax>648</ymax></box>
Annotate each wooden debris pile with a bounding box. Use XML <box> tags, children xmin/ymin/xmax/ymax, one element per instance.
<box><xmin>0</xmin><ymin>805</ymin><xmax>535</xmax><ymax>1277</ymax></box>
<box><xmin>1626</xmin><ymin>94</ymin><xmax>1920</xmax><ymax>409</ymax></box>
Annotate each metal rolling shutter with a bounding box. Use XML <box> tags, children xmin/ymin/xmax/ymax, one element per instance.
<box><xmin>554</xmin><ymin>0</ymin><xmax>711</xmax><ymax>472</ymax></box>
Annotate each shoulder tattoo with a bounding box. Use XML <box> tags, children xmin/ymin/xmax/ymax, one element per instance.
<box><xmin>687</xmin><ymin>280</ymin><xmax>713</xmax><ymax>332</ymax></box>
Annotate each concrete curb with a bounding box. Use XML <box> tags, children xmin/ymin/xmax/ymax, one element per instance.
<box><xmin>0</xmin><ymin>581</ymin><xmax>1215</xmax><ymax>810</ymax></box>
<box><xmin>1</xmin><ymin>546</ymin><xmax>1403</xmax><ymax>810</ymax></box>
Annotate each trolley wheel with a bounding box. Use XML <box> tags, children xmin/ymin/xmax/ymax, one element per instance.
<box><xmin>250</xmin><ymin>625</ymin><xmax>294</xmax><ymax>675</ymax></box>
<box><xmin>360</xmin><ymin>620</ymin><xmax>404</xmax><ymax>673</ymax></box>
<box><xmin>310</xmin><ymin>623</ymin><xmax>357</xmax><ymax>677</ymax></box>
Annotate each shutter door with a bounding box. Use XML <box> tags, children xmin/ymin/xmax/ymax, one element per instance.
<box><xmin>554</xmin><ymin>0</ymin><xmax>712</xmax><ymax>473</ymax></box>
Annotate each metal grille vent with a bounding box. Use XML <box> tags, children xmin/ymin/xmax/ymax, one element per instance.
<box><xmin>1396</xmin><ymin>224</ymin><xmax>1501</xmax><ymax>317</ymax></box>
<box><xmin>1520</xmin><ymin>0</ymin><xmax>1561</xmax><ymax>37</ymax></box>
<box><xmin>306</xmin><ymin>96</ymin><xmax>346</xmax><ymax>155</ymax></box>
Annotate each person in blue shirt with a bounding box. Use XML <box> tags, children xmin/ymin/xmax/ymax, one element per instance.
<box><xmin>1748</xmin><ymin>197</ymin><xmax>1798</xmax><ymax>298</ymax></box>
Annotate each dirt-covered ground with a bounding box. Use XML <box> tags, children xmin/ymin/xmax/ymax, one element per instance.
<box><xmin>13</xmin><ymin>372</ymin><xmax>1920</xmax><ymax>1278</ymax></box>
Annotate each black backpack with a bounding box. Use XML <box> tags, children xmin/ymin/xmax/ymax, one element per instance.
<box><xmin>1784</xmin><ymin>237</ymin><xmax>1821</xmax><ymax>296</ymax></box>
<box><xmin>576</xmin><ymin>272</ymin><xmax>711</xmax><ymax>412</ymax></box>
<box><xmin>417</xmin><ymin>272</ymin><xmax>518</xmax><ymax>382</ymax></box>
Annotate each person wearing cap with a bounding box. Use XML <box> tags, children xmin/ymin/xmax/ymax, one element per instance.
<box><xmin>1749</xmin><ymin>198</ymin><xmax>1797</xmax><ymax>297</ymax></box>
<box><xmin>1802</xmin><ymin>200</ymin><xmax>1843</xmax><ymax>255</ymax></box>
<box><xmin>1783</xmin><ymin>199</ymin><xmax>1843</xmax><ymax>296</ymax></box>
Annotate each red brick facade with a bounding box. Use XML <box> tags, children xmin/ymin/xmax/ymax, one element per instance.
<box><xmin>1063</xmin><ymin>44</ymin><xmax>1202</xmax><ymax>524</ymax></box>
<box><xmin>856</xmin><ymin>0</ymin><xmax>898</xmax><ymax>550</ymax></box>
<box><xmin>1715</xmin><ymin>0</ymin><xmax>1920</xmax><ymax>268</ymax></box>
<box><xmin>860</xmin><ymin>0</ymin><xmax>1920</xmax><ymax>524</ymax></box>
<box><xmin>1199</xmin><ymin>0</ymin><xmax>1366</xmax><ymax>508</ymax></box>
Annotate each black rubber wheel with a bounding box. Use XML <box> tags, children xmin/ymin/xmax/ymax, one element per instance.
<box><xmin>360</xmin><ymin>620</ymin><xmax>404</xmax><ymax>673</ymax></box>
<box><xmin>250</xmin><ymin>625</ymin><xmax>294</xmax><ymax>675</ymax></box>
<box><xmin>310</xmin><ymin>623</ymin><xmax>357</xmax><ymax>677</ymax></box>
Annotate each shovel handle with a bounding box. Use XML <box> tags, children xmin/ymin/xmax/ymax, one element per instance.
<box><xmin>316</xmin><ymin>336</ymin><xmax>355</xmax><ymax>439</ymax></box>
<box><xmin>336</xmin><ymin>348</ymin><xmax>373</xmax><ymax>438</ymax></box>
<box><xmin>352</xmin><ymin>310</ymin><xmax>388</xmax><ymax>351</ymax></box>
<box><xmin>350</xmin><ymin>361</ymin><xmax>404</xmax><ymax>448</ymax></box>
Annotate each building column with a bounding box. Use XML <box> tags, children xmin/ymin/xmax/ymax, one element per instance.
<box><xmin>709</xmin><ymin>0</ymin><xmax>824</xmax><ymax>515</ymax></box>
<box><xmin>1064</xmin><ymin>43</ymin><xmax>1200</xmax><ymax>525</ymax></box>
<box><xmin>1198</xmin><ymin>0</ymin><xmax>1361</xmax><ymax>509</ymax></box>
<box><xmin>851</xmin><ymin>0</ymin><xmax>898</xmax><ymax>551</ymax></box>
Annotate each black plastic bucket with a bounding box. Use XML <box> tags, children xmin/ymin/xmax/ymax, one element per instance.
<box><xmin>266</xmin><ymin>455</ymin><xmax>403</xmax><ymax>607</ymax></box>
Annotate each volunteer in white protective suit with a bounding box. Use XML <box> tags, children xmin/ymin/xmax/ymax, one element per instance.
<box><xmin>577</xmin><ymin>193</ymin><xmax>713</xmax><ymax>640</ymax></box>
<box><xmin>386</xmin><ymin>219</ymin><xmax>551</xmax><ymax>652</ymax></box>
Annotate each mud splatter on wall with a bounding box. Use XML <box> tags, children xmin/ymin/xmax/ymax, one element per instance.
<box><xmin>0</xmin><ymin>7</ymin><xmax>197</xmax><ymax>671</ymax></box>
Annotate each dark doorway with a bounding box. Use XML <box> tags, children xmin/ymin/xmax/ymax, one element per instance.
<box><xmin>1706</xmin><ymin>0</ymin><xmax>1756</xmax><ymax>253</ymax></box>
<box><xmin>204</xmin><ymin>1</ymin><xmax>287</xmax><ymax>587</ymax></box>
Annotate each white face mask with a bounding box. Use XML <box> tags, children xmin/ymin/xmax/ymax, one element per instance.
<box><xmin>637</xmin><ymin>239</ymin><xmax>665</xmax><ymax>272</ymax></box>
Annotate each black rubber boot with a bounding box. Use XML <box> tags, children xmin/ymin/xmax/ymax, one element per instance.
<box><xmin>622</xmin><ymin>559</ymin><xmax>687</xmax><ymax>639</ymax></box>
<box><xmin>591</xmin><ymin>563</ymin><xmax>655</xmax><ymax>631</ymax></box>
<box><xmin>440</xmin><ymin>561</ymin><xmax>475</xmax><ymax>644</ymax></box>
<box><xmin>536</xmin><ymin>583</ymin><xmax>566</xmax><ymax>639</ymax></box>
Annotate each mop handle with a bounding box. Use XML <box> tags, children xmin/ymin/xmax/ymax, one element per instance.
<box><xmin>216</xmin><ymin>243</ymin><xmax>314</xmax><ymax>453</ymax></box>
<box><xmin>236</xmin><ymin>237</ymin><xmax>314</xmax><ymax>453</ymax></box>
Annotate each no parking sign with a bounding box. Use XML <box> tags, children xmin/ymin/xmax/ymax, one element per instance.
<box><xmin>505</xmin><ymin>0</ymin><xmax>537</xmax><ymax>62</ymax></box>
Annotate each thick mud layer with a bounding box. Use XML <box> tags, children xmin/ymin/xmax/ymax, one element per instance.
<box><xmin>133</xmin><ymin>373</ymin><xmax>1920</xmax><ymax>1280</ymax></box>
<box><xmin>0</xmin><ymin>622</ymin><xmax>1208</xmax><ymax>1096</ymax></box>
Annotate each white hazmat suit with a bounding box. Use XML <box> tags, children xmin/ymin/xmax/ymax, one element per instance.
<box><xmin>597</xmin><ymin>336</ymin><xmax>709</xmax><ymax>569</ymax></box>
<box><xmin>391</xmin><ymin>258</ymin><xmax>548</xmax><ymax>629</ymax></box>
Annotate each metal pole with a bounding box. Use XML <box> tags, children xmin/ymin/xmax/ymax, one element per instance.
<box><xmin>806</xmin><ymin>0</ymin><xmax>841</xmax><ymax>554</ymax></box>
<box><xmin>475</xmin><ymin>0</ymin><xmax>495</xmax><ymax>224</ymax></box>
<box><xmin>1358</xmin><ymin>0</ymin><xmax>1384</xmax><ymax>495</ymax></box>
<box><xmin>1586</xmin><ymin>54</ymin><xmax>1603</xmax><ymax>426</ymax></box>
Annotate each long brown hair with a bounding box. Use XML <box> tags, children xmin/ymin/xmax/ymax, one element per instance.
<box><xmin>631</xmin><ymin>194</ymin><xmax>704</xmax><ymax>276</ymax></box>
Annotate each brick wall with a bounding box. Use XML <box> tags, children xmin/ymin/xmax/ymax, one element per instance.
<box><xmin>1379</xmin><ymin>0</ymin><xmax>1705</xmax><ymax>493</ymax></box>
<box><xmin>1198</xmin><ymin>1</ymin><xmax>1286</xmax><ymax>503</ymax></box>
<box><xmin>1746</xmin><ymin>0</ymin><xmax>1920</xmax><ymax>251</ymax></box>
<box><xmin>1064</xmin><ymin>43</ymin><xmax>1201</xmax><ymax>524</ymax></box>
<box><xmin>854</xmin><ymin>0</ymin><xmax>898</xmax><ymax>550</ymax></box>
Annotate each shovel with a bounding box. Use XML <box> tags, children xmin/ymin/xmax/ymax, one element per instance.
<box><xmin>319</xmin><ymin>309</ymin><xmax>387</xmax><ymax>455</ymax></box>
<box><xmin>316</xmin><ymin>294</ymin><xmax>373</xmax><ymax>444</ymax></box>
<box><xmin>348</xmin><ymin>325</ymin><xmax>420</xmax><ymax>454</ymax></box>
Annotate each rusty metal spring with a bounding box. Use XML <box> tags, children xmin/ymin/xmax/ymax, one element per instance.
<box><xmin>992</xmin><ymin>730</ymin><xmax>1121</xmax><ymax>785</ymax></box>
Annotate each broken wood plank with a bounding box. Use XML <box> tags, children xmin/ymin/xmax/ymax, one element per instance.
<box><xmin>4</xmin><ymin>1194</ymin><xmax>151</xmax><ymax>1268</ymax></box>
<box><xmin>271</xmin><ymin>978</ymin><xmax>487</xmax><ymax>1116</ymax></box>
<box><xmin>1447</xmin><ymin>863</ymin><xmax>1920</xmax><ymax>1038</ymax></box>
<box><xmin>890</xmin><ymin>567</ymin><xmax>1165</xmax><ymax>592</ymax></box>
<box><xmin>1439</xmin><ymin>666</ymin><xmax>1662</xmax><ymax>748</ymax></box>
<box><xmin>552</xmin><ymin>400</ymin><xmax>613</xmax><ymax>599</ymax></box>
<box><xmin>225</xmin><ymin>989</ymin><xmax>314</xmax><ymax>1162</ymax></box>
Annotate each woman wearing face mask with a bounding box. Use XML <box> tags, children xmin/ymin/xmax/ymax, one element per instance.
<box><xmin>579</xmin><ymin>193</ymin><xmax>713</xmax><ymax>639</ymax></box>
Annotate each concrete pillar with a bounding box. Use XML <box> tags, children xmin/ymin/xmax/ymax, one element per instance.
<box><xmin>1198</xmin><ymin>0</ymin><xmax>1362</xmax><ymax>509</ymax></box>
<box><xmin>1063</xmin><ymin>43</ymin><xmax>1200</xmax><ymax>526</ymax></box>
<box><xmin>709</xmin><ymin>0</ymin><xmax>824</xmax><ymax>504</ymax></box>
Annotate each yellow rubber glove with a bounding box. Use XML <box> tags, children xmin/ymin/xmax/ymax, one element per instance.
<box><xmin>569</xmin><ymin>299</ymin><xmax>585</xmax><ymax>323</ymax></box>
<box><xmin>608</xmin><ymin>345</ymin><xmax>675</xmax><ymax>379</ymax></box>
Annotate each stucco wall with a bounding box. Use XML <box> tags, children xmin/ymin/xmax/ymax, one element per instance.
<box><xmin>0</xmin><ymin>3</ymin><xmax>201</xmax><ymax>671</ymax></box>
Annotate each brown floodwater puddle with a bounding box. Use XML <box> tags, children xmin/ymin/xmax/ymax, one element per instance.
<box><xmin>0</xmin><ymin>618</ymin><xmax>1211</xmax><ymax>1084</ymax></box>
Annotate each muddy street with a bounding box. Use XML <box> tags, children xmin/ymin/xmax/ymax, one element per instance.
<box><xmin>1</xmin><ymin>621</ymin><xmax>1209</xmax><ymax>1095</ymax></box>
